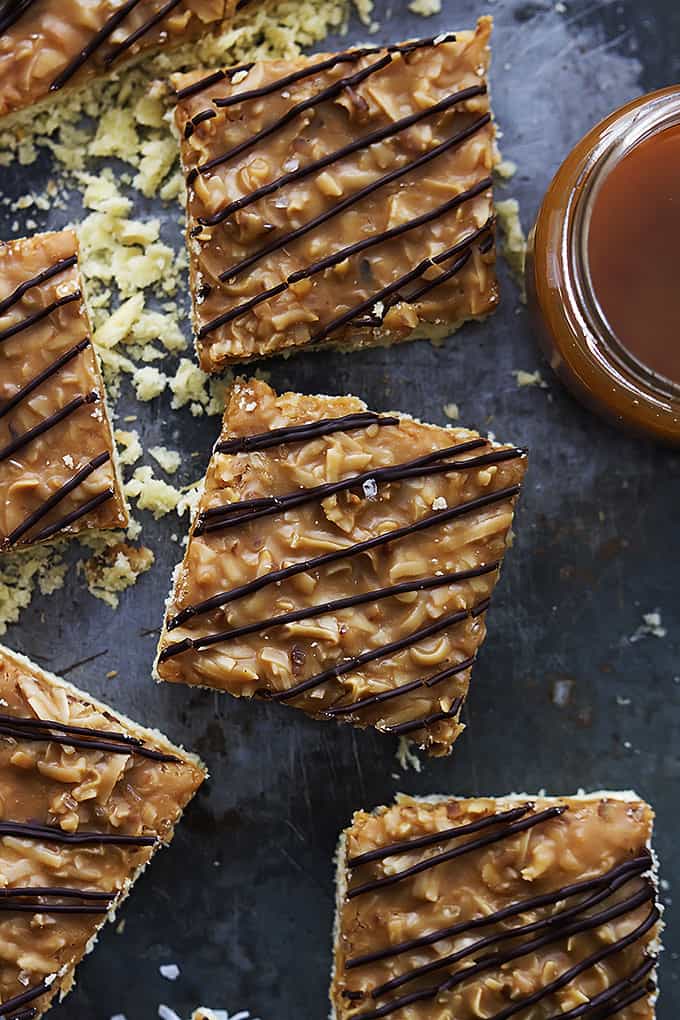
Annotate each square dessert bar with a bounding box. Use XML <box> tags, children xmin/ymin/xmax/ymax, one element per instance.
<box><xmin>155</xmin><ymin>379</ymin><xmax>527</xmax><ymax>755</ymax></box>
<box><xmin>0</xmin><ymin>0</ymin><xmax>236</xmax><ymax>121</ymax></box>
<box><xmin>332</xmin><ymin>793</ymin><xmax>661</xmax><ymax>1020</ymax></box>
<box><xmin>174</xmin><ymin>18</ymin><xmax>498</xmax><ymax>372</ymax></box>
<box><xmin>0</xmin><ymin>229</ymin><xmax>128</xmax><ymax>552</ymax></box>
<box><xmin>0</xmin><ymin>642</ymin><xmax>205</xmax><ymax>1019</ymax></box>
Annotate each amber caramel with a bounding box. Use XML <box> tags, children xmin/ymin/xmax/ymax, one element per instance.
<box><xmin>0</xmin><ymin>643</ymin><xmax>205</xmax><ymax>1019</ymax></box>
<box><xmin>332</xmin><ymin>793</ymin><xmax>661</xmax><ymax>1020</ymax></box>
<box><xmin>174</xmin><ymin>19</ymin><xmax>498</xmax><ymax>372</ymax></box>
<box><xmin>155</xmin><ymin>379</ymin><xmax>526</xmax><ymax>756</ymax></box>
<box><xmin>0</xmin><ymin>230</ymin><xmax>128</xmax><ymax>551</ymax></box>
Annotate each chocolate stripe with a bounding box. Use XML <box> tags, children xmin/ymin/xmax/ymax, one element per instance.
<box><xmin>206</xmin><ymin>191</ymin><xmax>491</xmax><ymax>334</ymax></box>
<box><xmin>9</xmin><ymin>1009</ymin><xmax>38</xmax><ymax>1020</ymax></box>
<box><xmin>0</xmin><ymin>390</ymin><xmax>98</xmax><ymax>464</ymax></box>
<box><xmin>189</xmin><ymin>53</ymin><xmax>394</xmax><ymax>183</ymax></box>
<box><xmin>348</xmin><ymin>806</ymin><xmax>566</xmax><ymax>900</ymax></box>
<box><xmin>0</xmin><ymin>980</ymin><xmax>50</xmax><ymax>1017</ymax></box>
<box><xmin>0</xmin><ymin>901</ymin><xmax>109</xmax><ymax>915</ymax></box>
<box><xmin>159</xmin><ymin>564</ymin><xmax>499</xmax><ymax>664</ymax></box>
<box><xmin>3</xmin><ymin>450</ymin><xmax>110</xmax><ymax>549</ymax></box>
<box><xmin>167</xmin><ymin>484</ymin><xmax>520</xmax><ymax>630</ymax></box>
<box><xmin>0</xmin><ymin>712</ymin><xmax>143</xmax><ymax>746</ymax></box>
<box><xmin>355</xmin><ymin>896</ymin><xmax>658</xmax><ymax>1019</ymax></box>
<box><xmin>0</xmin><ymin>821</ymin><xmax>156</xmax><ymax>847</ymax></box>
<box><xmin>0</xmin><ymin>0</ymin><xmax>37</xmax><ymax>33</ymax></box>
<box><xmin>308</xmin><ymin>242</ymin><xmax>477</xmax><ymax>349</ymax></box>
<box><xmin>348</xmin><ymin>805</ymin><xmax>531</xmax><ymax>869</ymax></box>
<box><xmin>103</xmin><ymin>0</ymin><xmax>184</xmax><ymax>66</ymax></box>
<box><xmin>200</xmin><ymin>84</ymin><xmax>487</xmax><ymax>227</ymax></box>
<box><xmin>176</xmin><ymin>63</ymin><xmax>256</xmax><ymax>102</ymax></box>
<box><xmin>203</xmin><ymin>114</ymin><xmax>491</xmax><ymax>295</ymax></box>
<box><xmin>346</xmin><ymin>853</ymin><xmax>652</xmax><ymax>969</ymax></box>
<box><xmin>372</xmin><ymin>869</ymin><xmax>651</xmax><ymax>997</ymax></box>
<box><xmin>197</xmin><ymin>439</ymin><xmax>521</xmax><ymax>535</ymax></box>
<box><xmin>0</xmin><ymin>886</ymin><xmax>113</xmax><ymax>901</ymax></box>
<box><xmin>0</xmin><ymin>290</ymin><xmax>81</xmax><ymax>344</ymax></box>
<box><xmin>210</xmin><ymin>35</ymin><xmax>457</xmax><ymax>114</ymax></box>
<box><xmin>269</xmin><ymin>600</ymin><xmax>489</xmax><ymax>704</ymax></box>
<box><xmin>0</xmin><ymin>256</ymin><xmax>77</xmax><ymax>316</ymax></box>
<box><xmin>326</xmin><ymin>658</ymin><xmax>476</xmax><ymax>718</ymax></box>
<box><xmin>50</xmin><ymin>0</ymin><xmax>143</xmax><ymax>91</ymax></box>
<box><xmin>0</xmin><ymin>720</ymin><xmax>180</xmax><ymax>763</ymax></box>
<box><xmin>546</xmin><ymin>959</ymin><xmax>655</xmax><ymax>1020</ymax></box>
<box><xmin>29</xmin><ymin>486</ymin><xmax>115</xmax><ymax>544</ymax></box>
<box><xmin>0</xmin><ymin>337</ymin><xmax>91</xmax><ymax>422</ymax></box>
<box><xmin>382</xmin><ymin>701</ymin><xmax>464</xmax><ymax>737</ymax></box>
<box><xmin>216</xmin><ymin>411</ymin><xmax>397</xmax><ymax>455</ymax></box>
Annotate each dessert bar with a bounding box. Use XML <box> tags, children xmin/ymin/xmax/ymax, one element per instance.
<box><xmin>0</xmin><ymin>642</ymin><xmax>205</xmax><ymax>1019</ymax></box>
<box><xmin>0</xmin><ymin>0</ymin><xmax>236</xmax><ymax>121</ymax></box>
<box><xmin>174</xmin><ymin>19</ymin><xmax>498</xmax><ymax>371</ymax></box>
<box><xmin>0</xmin><ymin>230</ymin><xmax>128</xmax><ymax>552</ymax></box>
<box><xmin>332</xmin><ymin>793</ymin><xmax>661</xmax><ymax>1019</ymax></box>
<box><xmin>155</xmin><ymin>379</ymin><xmax>526</xmax><ymax>755</ymax></box>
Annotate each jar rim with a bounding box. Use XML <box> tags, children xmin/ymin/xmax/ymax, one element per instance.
<box><xmin>568</xmin><ymin>88</ymin><xmax>680</xmax><ymax>402</ymax></box>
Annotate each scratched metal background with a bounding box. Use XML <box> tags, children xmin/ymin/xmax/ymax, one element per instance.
<box><xmin>1</xmin><ymin>0</ymin><xmax>679</xmax><ymax>1017</ymax></box>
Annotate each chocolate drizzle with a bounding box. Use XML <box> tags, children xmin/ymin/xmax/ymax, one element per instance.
<box><xmin>0</xmin><ymin>256</ymin><xmax>77</xmax><ymax>317</ymax></box>
<box><xmin>197</xmin><ymin>438</ymin><xmax>522</xmax><ymax>535</ymax></box>
<box><xmin>189</xmin><ymin>52</ymin><xmax>394</xmax><ymax>184</ymax></box>
<box><xmin>200</xmin><ymin>191</ymin><xmax>491</xmax><ymax>339</ymax></box>
<box><xmin>348</xmin><ymin>805</ymin><xmax>566</xmax><ymax>900</ymax></box>
<box><xmin>0</xmin><ymin>821</ymin><xmax>157</xmax><ymax>848</ymax></box>
<box><xmin>167</xmin><ymin>483</ymin><xmax>520</xmax><ymax>630</ymax></box>
<box><xmin>49</xmin><ymin>0</ymin><xmax>143</xmax><ymax>90</ymax></box>
<box><xmin>0</xmin><ymin>0</ymin><xmax>36</xmax><ymax>34</ymax></box>
<box><xmin>382</xmin><ymin>700</ymin><xmax>464</xmax><ymax>738</ymax></box>
<box><xmin>215</xmin><ymin>410</ymin><xmax>398</xmax><ymax>456</ymax></box>
<box><xmin>0</xmin><ymin>390</ymin><xmax>99</xmax><ymax>464</ymax></box>
<box><xmin>346</xmin><ymin>852</ymin><xmax>652</xmax><ymax>968</ymax></box>
<box><xmin>550</xmin><ymin>959</ymin><xmax>654</xmax><ymax>1020</ymax></box>
<box><xmin>159</xmin><ymin>564</ymin><xmax>499</xmax><ymax>664</ymax></box>
<box><xmin>325</xmin><ymin>658</ymin><xmax>476</xmax><ymax>718</ymax></box>
<box><xmin>198</xmin><ymin>83</ymin><xmax>487</xmax><ymax>228</ymax></box>
<box><xmin>0</xmin><ymin>290</ymin><xmax>81</xmax><ymax>345</ymax></box>
<box><xmin>204</xmin><ymin>116</ymin><xmax>491</xmax><ymax>292</ymax></box>
<box><xmin>0</xmin><ymin>711</ymin><xmax>181</xmax><ymax>763</ymax></box>
<box><xmin>3</xmin><ymin>450</ymin><xmax>110</xmax><ymax>549</ymax></box>
<box><xmin>268</xmin><ymin>599</ymin><xmax>489</xmax><ymax>705</ymax></box>
<box><xmin>103</xmin><ymin>0</ymin><xmax>183</xmax><ymax>67</ymax></box>
<box><xmin>0</xmin><ymin>337</ymin><xmax>91</xmax><ymax>422</ymax></box>
<box><xmin>29</xmin><ymin>486</ymin><xmax>115</xmax><ymax>544</ymax></box>
<box><xmin>0</xmin><ymin>979</ymin><xmax>50</xmax><ymax>1018</ymax></box>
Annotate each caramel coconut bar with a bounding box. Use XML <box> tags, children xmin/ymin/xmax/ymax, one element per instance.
<box><xmin>155</xmin><ymin>379</ymin><xmax>527</xmax><ymax>755</ymax></box>
<box><xmin>332</xmin><ymin>793</ymin><xmax>662</xmax><ymax>1020</ymax></box>
<box><xmin>174</xmin><ymin>19</ymin><xmax>498</xmax><ymax>372</ymax></box>
<box><xmin>0</xmin><ymin>0</ymin><xmax>236</xmax><ymax>122</ymax></box>
<box><xmin>0</xmin><ymin>642</ymin><xmax>205</xmax><ymax>1019</ymax></box>
<box><xmin>0</xmin><ymin>230</ymin><xmax>128</xmax><ymax>552</ymax></box>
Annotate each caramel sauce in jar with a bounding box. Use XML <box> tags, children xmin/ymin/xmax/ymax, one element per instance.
<box><xmin>528</xmin><ymin>88</ymin><xmax>680</xmax><ymax>444</ymax></box>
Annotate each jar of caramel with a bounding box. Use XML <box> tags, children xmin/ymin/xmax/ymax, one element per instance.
<box><xmin>527</xmin><ymin>87</ymin><xmax>680</xmax><ymax>444</ymax></box>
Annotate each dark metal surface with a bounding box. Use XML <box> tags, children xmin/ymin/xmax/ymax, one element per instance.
<box><xmin>1</xmin><ymin>1</ymin><xmax>679</xmax><ymax>1017</ymax></box>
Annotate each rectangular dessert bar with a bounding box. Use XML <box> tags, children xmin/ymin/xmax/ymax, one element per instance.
<box><xmin>0</xmin><ymin>642</ymin><xmax>205</xmax><ymax>1019</ymax></box>
<box><xmin>155</xmin><ymin>379</ymin><xmax>527</xmax><ymax>756</ymax></box>
<box><xmin>0</xmin><ymin>229</ymin><xmax>128</xmax><ymax>552</ymax></box>
<box><xmin>332</xmin><ymin>793</ymin><xmax>661</xmax><ymax>1020</ymax></box>
<box><xmin>0</xmin><ymin>0</ymin><xmax>236</xmax><ymax>121</ymax></box>
<box><xmin>174</xmin><ymin>18</ymin><xmax>498</xmax><ymax>372</ymax></box>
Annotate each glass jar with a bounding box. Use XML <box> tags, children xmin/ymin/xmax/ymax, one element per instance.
<box><xmin>527</xmin><ymin>87</ymin><xmax>680</xmax><ymax>445</ymax></box>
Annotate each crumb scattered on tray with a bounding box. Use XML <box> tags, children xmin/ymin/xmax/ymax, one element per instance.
<box><xmin>496</xmin><ymin>197</ymin><xmax>527</xmax><ymax>297</ymax></box>
<box><xmin>513</xmin><ymin>368</ymin><xmax>548</xmax><ymax>389</ymax></box>
<box><xmin>443</xmin><ymin>402</ymin><xmax>460</xmax><ymax>420</ymax></box>
<box><xmin>630</xmin><ymin>610</ymin><xmax>667</xmax><ymax>643</ymax></box>
<box><xmin>81</xmin><ymin>542</ymin><xmax>155</xmax><ymax>608</ymax></box>
<box><xmin>408</xmin><ymin>0</ymin><xmax>441</xmax><ymax>14</ymax></box>
<box><xmin>395</xmin><ymin>736</ymin><xmax>423</xmax><ymax>773</ymax></box>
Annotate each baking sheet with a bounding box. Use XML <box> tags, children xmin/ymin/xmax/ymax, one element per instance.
<box><xmin>1</xmin><ymin>1</ymin><xmax>678</xmax><ymax>1017</ymax></box>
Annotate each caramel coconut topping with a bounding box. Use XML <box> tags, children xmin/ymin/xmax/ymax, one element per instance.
<box><xmin>0</xmin><ymin>0</ymin><xmax>236</xmax><ymax>121</ymax></box>
<box><xmin>332</xmin><ymin>794</ymin><xmax>661</xmax><ymax>1020</ymax></box>
<box><xmin>0</xmin><ymin>643</ymin><xmax>205</xmax><ymax>1019</ymax></box>
<box><xmin>155</xmin><ymin>379</ymin><xmax>527</xmax><ymax>755</ymax></box>
<box><xmin>173</xmin><ymin>18</ymin><xmax>498</xmax><ymax>372</ymax></box>
<box><xmin>0</xmin><ymin>230</ymin><xmax>128</xmax><ymax>552</ymax></box>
